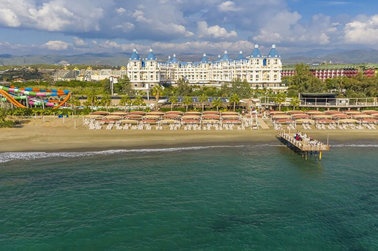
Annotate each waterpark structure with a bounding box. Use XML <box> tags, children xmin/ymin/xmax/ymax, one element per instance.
<box><xmin>0</xmin><ymin>85</ymin><xmax>71</xmax><ymax>109</ymax></box>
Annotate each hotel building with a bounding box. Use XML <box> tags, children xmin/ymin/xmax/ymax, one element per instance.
<box><xmin>127</xmin><ymin>45</ymin><xmax>284</xmax><ymax>91</ymax></box>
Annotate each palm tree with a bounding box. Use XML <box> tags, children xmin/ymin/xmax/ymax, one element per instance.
<box><xmin>183</xmin><ymin>96</ymin><xmax>192</xmax><ymax>111</ymax></box>
<box><xmin>290</xmin><ymin>97</ymin><xmax>300</xmax><ymax>110</ymax></box>
<box><xmin>133</xmin><ymin>95</ymin><xmax>145</xmax><ymax>108</ymax></box>
<box><xmin>169</xmin><ymin>95</ymin><xmax>178</xmax><ymax>111</ymax></box>
<box><xmin>151</xmin><ymin>85</ymin><xmax>163</xmax><ymax>110</ymax></box>
<box><xmin>85</xmin><ymin>89</ymin><xmax>97</xmax><ymax>107</ymax></box>
<box><xmin>198</xmin><ymin>93</ymin><xmax>208</xmax><ymax>112</ymax></box>
<box><xmin>212</xmin><ymin>97</ymin><xmax>222</xmax><ymax>111</ymax></box>
<box><xmin>101</xmin><ymin>94</ymin><xmax>112</xmax><ymax>110</ymax></box>
<box><xmin>120</xmin><ymin>95</ymin><xmax>131</xmax><ymax>111</ymax></box>
<box><xmin>274</xmin><ymin>93</ymin><xmax>286</xmax><ymax>111</ymax></box>
<box><xmin>229</xmin><ymin>93</ymin><xmax>240</xmax><ymax>112</ymax></box>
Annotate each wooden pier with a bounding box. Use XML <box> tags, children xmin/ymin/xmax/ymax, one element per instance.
<box><xmin>277</xmin><ymin>131</ymin><xmax>330</xmax><ymax>160</ymax></box>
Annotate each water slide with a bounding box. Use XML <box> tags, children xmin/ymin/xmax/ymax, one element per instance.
<box><xmin>0</xmin><ymin>85</ymin><xmax>71</xmax><ymax>109</ymax></box>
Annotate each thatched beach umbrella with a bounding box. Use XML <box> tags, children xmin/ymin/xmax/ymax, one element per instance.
<box><xmin>160</xmin><ymin>119</ymin><xmax>180</xmax><ymax>124</ymax></box>
<box><xmin>352</xmin><ymin>114</ymin><xmax>372</xmax><ymax>119</ymax></box>
<box><xmin>223</xmin><ymin>119</ymin><xmax>242</xmax><ymax>124</ymax></box>
<box><xmin>203</xmin><ymin>111</ymin><xmax>220</xmax><ymax>115</ymax></box>
<box><xmin>202</xmin><ymin>115</ymin><xmax>220</xmax><ymax>120</ymax></box>
<box><xmin>306</xmin><ymin>110</ymin><xmax>324</xmax><ymax>115</ymax></box>
<box><xmin>147</xmin><ymin>111</ymin><xmax>165</xmax><ymax>116</ymax></box>
<box><xmin>166</xmin><ymin>111</ymin><xmax>184</xmax><ymax>115</ymax></box>
<box><xmin>361</xmin><ymin>110</ymin><xmax>378</xmax><ymax>115</ymax></box>
<box><xmin>143</xmin><ymin>115</ymin><xmax>161</xmax><ymax>119</ymax></box>
<box><xmin>338</xmin><ymin>119</ymin><xmax>358</xmax><ymax>123</ymax></box>
<box><xmin>317</xmin><ymin>119</ymin><xmax>334</xmax><ymax>124</ymax></box>
<box><xmin>221</xmin><ymin>111</ymin><xmax>239</xmax><ymax>115</ymax></box>
<box><xmin>130</xmin><ymin>111</ymin><xmax>146</xmax><ymax>115</ymax></box>
<box><xmin>325</xmin><ymin>110</ymin><xmax>343</xmax><ymax>115</ymax></box>
<box><xmin>292</xmin><ymin>114</ymin><xmax>310</xmax><ymax>119</ymax></box>
<box><xmin>275</xmin><ymin>118</ymin><xmax>294</xmax><ymax>124</ymax></box>
<box><xmin>125</xmin><ymin>114</ymin><xmax>143</xmax><ymax>120</ymax></box>
<box><xmin>185</xmin><ymin>111</ymin><xmax>201</xmax><ymax>115</ymax></box>
<box><xmin>287</xmin><ymin>110</ymin><xmax>305</xmax><ymax>114</ymax></box>
<box><xmin>271</xmin><ymin>114</ymin><xmax>291</xmax><ymax>119</ymax></box>
<box><xmin>105</xmin><ymin>115</ymin><xmax>122</xmax><ymax>120</ymax></box>
<box><xmin>295</xmin><ymin>119</ymin><xmax>314</xmax><ymax>124</ymax></box>
<box><xmin>332</xmin><ymin>114</ymin><xmax>349</xmax><ymax>119</ymax></box>
<box><xmin>120</xmin><ymin>119</ymin><xmax>138</xmax><ymax>124</ymax></box>
<box><xmin>345</xmin><ymin>111</ymin><xmax>362</xmax><ymax>115</ymax></box>
<box><xmin>91</xmin><ymin>111</ymin><xmax>109</xmax><ymax>116</ymax></box>
<box><xmin>110</xmin><ymin>111</ymin><xmax>128</xmax><ymax>116</ymax></box>
<box><xmin>360</xmin><ymin>118</ymin><xmax>377</xmax><ymax>123</ymax></box>
<box><xmin>182</xmin><ymin>119</ymin><xmax>200</xmax><ymax>124</ymax></box>
<box><xmin>163</xmin><ymin>114</ymin><xmax>181</xmax><ymax>119</ymax></box>
<box><xmin>312</xmin><ymin>115</ymin><xmax>332</xmax><ymax>119</ymax></box>
<box><xmin>182</xmin><ymin>115</ymin><xmax>201</xmax><ymax>120</ymax></box>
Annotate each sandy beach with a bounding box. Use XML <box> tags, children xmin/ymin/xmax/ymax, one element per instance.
<box><xmin>1</xmin><ymin>116</ymin><xmax>377</xmax><ymax>152</ymax></box>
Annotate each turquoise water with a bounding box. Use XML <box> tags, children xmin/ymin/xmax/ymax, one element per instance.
<box><xmin>0</xmin><ymin>143</ymin><xmax>377</xmax><ymax>250</ymax></box>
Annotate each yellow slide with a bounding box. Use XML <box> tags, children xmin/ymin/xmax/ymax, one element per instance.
<box><xmin>0</xmin><ymin>89</ymin><xmax>26</xmax><ymax>108</ymax></box>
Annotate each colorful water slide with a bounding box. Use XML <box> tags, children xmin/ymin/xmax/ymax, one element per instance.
<box><xmin>0</xmin><ymin>89</ymin><xmax>27</xmax><ymax>108</ymax></box>
<box><xmin>0</xmin><ymin>85</ymin><xmax>71</xmax><ymax>109</ymax></box>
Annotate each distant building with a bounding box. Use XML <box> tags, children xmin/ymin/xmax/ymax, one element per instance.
<box><xmin>282</xmin><ymin>65</ymin><xmax>377</xmax><ymax>81</ymax></box>
<box><xmin>54</xmin><ymin>67</ymin><xmax>127</xmax><ymax>82</ymax></box>
<box><xmin>127</xmin><ymin>45</ymin><xmax>284</xmax><ymax>91</ymax></box>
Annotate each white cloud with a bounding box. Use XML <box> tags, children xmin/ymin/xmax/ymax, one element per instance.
<box><xmin>197</xmin><ymin>21</ymin><xmax>237</xmax><ymax>39</ymax></box>
<box><xmin>116</xmin><ymin>7</ymin><xmax>126</xmax><ymax>15</ymax></box>
<box><xmin>73</xmin><ymin>37</ymin><xmax>87</xmax><ymax>47</ymax></box>
<box><xmin>218</xmin><ymin>1</ymin><xmax>240</xmax><ymax>12</ymax></box>
<box><xmin>0</xmin><ymin>9</ymin><xmax>20</xmax><ymax>27</ymax></box>
<box><xmin>344</xmin><ymin>15</ymin><xmax>378</xmax><ymax>44</ymax></box>
<box><xmin>43</xmin><ymin>40</ymin><xmax>69</xmax><ymax>50</ymax></box>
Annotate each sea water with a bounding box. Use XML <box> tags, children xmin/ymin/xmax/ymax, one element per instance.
<box><xmin>0</xmin><ymin>143</ymin><xmax>377</xmax><ymax>250</ymax></box>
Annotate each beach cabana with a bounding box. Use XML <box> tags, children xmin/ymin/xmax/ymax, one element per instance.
<box><xmin>295</xmin><ymin>119</ymin><xmax>314</xmax><ymax>124</ymax></box>
<box><xmin>165</xmin><ymin>111</ymin><xmax>184</xmax><ymax>115</ymax></box>
<box><xmin>203</xmin><ymin>111</ymin><xmax>220</xmax><ymax>115</ymax></box>
<box><xmin>332</xmin><ymin>114</ymin><xmax>349</xmax><ymax>119</ymax></box>
<box><xmin>182</xmin><ymin>119</ymin><xmax>200</xmax><ymax>124</ymax></box>
<box><xmin>306</xmin><ymin>111</ymin><xmax>324</xmax><ymax>115</ymax></box>
<box><xmin>292</xmin><ymin>114</ymin><xmax>310</xmax><ymax>119</ymax></box>
<box><xmin>361</xmin><ymin>110</ymin><xmax>378</xmax><ymax>115</ymax></box>
<box><xmin>110</xmin><ymin>111</ymin><xmax>128</xmax><ymax>116</ymax></box>
<box><xmin>85</xmin><ymin>114</ymin><xmax>104</xmax><ymax>119</ymax></box>
<box><xmin>269</xmin><ymin>111</ymin><xmax>285</xmax><ymax>115</ymax></box>
<box><xmin>275</xmin><ymin>118</ymin><xmax>294</xmax><ymax>124</ymax></box>
<box><xmin>202</xmin><ymin>119</ymin><xmax>220</xmax><ymax>124</ymax></box>
<box><xmin>160</xmin><ymin>119</ymin><xmax>180</xmax><ymax>125</ymax></box>
<box><xmin>325</xmin><ymin>110</ymin><xmax>343</xmax><ymax>115</ymax></box>
<box><xmin>120</xmin><ymin>119</ymin><xmax>138</xmax><ymax>124</ymax></box>
<box><xmin>317</xmin><ymin>119</ymin><xmax>335</xmax><ymax>124</ymax></box>
<box><xmin>181</xmin><ymin>115</ymin><xmax>200</xmax><ymax>120</ymax></box>
<box><xmin>222</xmin><ymin>115</ymin><xmax>240</xmax><ymax>120</ymax></box>
<box><xmin>185</xmin><ymin>111</ymin><xmax>201</xmax><ymax>115</ymax></box>
<box><xmin>344</xmin><ymin>111</ymin><xmax>362</xmax><ymax>115</ymax></box>
<box><xmin>221</xmin><ymin>111</ymin><xmax>239</xmax><ymax>115</ymax></box>
<box><xmin>360</xmin><ymin>118</ymin><xmax>377</xmax><ymax>123</ymax></box>
<box><xmin>287</xmin><ymin>110</ymin><xmax>305</xmax><ymax>114</ymax></box>
<box><xmin>125</xmin><ymin>114</ymin><xmax>143</xmax><ymax>120</ymax></box>
<box><xmin>202</xmin><ymin>115</ymin><xmax>220</xmax><ymax>120</ymax></box>
<box><xmin>91</xmin><ymin>111</ymin><xmax>109</xmax><ymax>116</ymax></box>
<box><xmin>352</xmin><ymin>114</ymin><xmax>372</xmax><ymax>119</ymax></box>
<box><xmin>338</xmin><ymin>119</ymin><xmax>358</xmax><ymax>124</ymax></box>
<box><xmin>312</xmin><ymin>115</ymin><xmax>332</xmax><ymax>119</ymax></box>
<box><xmin>130</xmin><ymin>111</ymin><xmax>146</xmax><ymax>115</ymax></box>
<box><xmin>147</xmin><ymin>111</ymin><xmax>165</xmax><ymax>116</ymax></box>
<box><xmin>163</xmin><ymin>114</ymin><xmax>181</xmax><ymax>119</ymax></box>
<box><xmin>271</xmin><ymin>114</ymin><xmax>291</xmax><ymax>120</ymax></box>
<box><xmin>223</xmin><ymin>119</ymin><xmax>242</xmax><ymax>124</ymax></box>
<box><xmin>105</xmin><ymin>115</ymin><xmax>122</xmax><ymax>120</ymax></box>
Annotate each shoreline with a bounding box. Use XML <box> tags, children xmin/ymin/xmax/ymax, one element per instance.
<box><xmin>0</xmin><ymin>117</ymin><xmax>377</xmax><ymax>153</ymax></box>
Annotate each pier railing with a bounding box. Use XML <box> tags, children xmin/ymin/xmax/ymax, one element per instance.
<box><xmin>278</xmin><ymin>131</ymin><xmax>330</xmax><ymax>152</ymax></box>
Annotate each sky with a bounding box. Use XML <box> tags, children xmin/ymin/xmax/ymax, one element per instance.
<box><xmin>0</xmin><ymin>0</ymin><xmax>377</xmax><ymax>56</ymax></box>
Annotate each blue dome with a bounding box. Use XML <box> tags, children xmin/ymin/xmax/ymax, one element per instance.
<box><xmin>171</xmin><ymin>54</ymin><xmax>178</xmax><ymax>64</ymax></box>
<box><xmin>221</xmin><ymin>50</ymin><xmax>229</xmax><ymax>61</ymax></box>
<box><xmin>236</xmin><ymin>51</ymin><xmax>245</xmax><ymax>61</ymax></box>
<box><xmin>201</xmin><ymin>53</ymin><xmax>208</xmax><ymax>63</ymax></box>
<box><xmin>251</xmin><ymin>44</ymin><xmax>262</xmax><ymax>58</ymax></box>
<box><xmin>130</xmin><ymin>49</ymin><xmax>140</xmax><ymax>60</ymax></box>
<box><xmin>146</xmin><ymin>48</ymin><xmax>156</xmax><ymax>60</ymax></box>
<box><xmin>268</xmin><ymin>44</ymin><xmax>280</xmax><ymax>58</ymax></box>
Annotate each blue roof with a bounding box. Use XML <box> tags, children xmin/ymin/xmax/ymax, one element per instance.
<box><xmin>130</xmin><ymin>49</ymin><xmax>140</xmax><ymax>60</ymax></box>
<box><xmin>221</xmin><ymin>50</ymin><xmax>229</xmax><ymax>61</ymax></box>
<box><xmin>201</xmin><ymin>53</ymin><xmax>208</xmax><ymax>63</ymax></box>
<box><xmin>236</xmin><ymin>51</ymin><xmax>245</xmax><ymax>61</ymax></box>
<box><xmin>268</xmin><ymin>45</ymin><xmax>280</xmax><ymax>58</ymax></box>
<box><xmin>146</xmin><ymin>49</ymin><xmax>156</xmax><ymax>60</ymax></box>
<box><xmin>251</xmin><ymin>45</ymin><xmax>262</xmax><ymax>58</ymax></box>
<box><xmin>171</xmin><ymin>54</ymin><xmax>178</xmax><ymax>64</ymax></box>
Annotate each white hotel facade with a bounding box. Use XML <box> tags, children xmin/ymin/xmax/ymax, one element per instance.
<box><xmin>127</xmin><ymin>45</ymin><xmax>284</xmax><ymax>91</ymax></box>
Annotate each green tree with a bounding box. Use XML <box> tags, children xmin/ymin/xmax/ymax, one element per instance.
<box><xmin>229</xmin><ymin>79</ymin><xmax>252</xmax><ymax>98</ymax></box>
<box><xmin>290</xmin><ymin>64</ymin><xmax>326</xmax><ymax>93</ymax></box>
<box><xmin>274</xmin><ymin>93</ymin><xmax>286</xmax><ymax>111</ymax></box>
<box><xmin>183</xmin><ymin>96</ymin><xmax>192</xmax><ymax>111</ymax></box>
<box><xmin>85</xmin><ymin>89</ymin><xmax>98</xmax><ymax>107</ymax></box>
<box><xmin>101</xmin><ymin>94</ymin><xmax>112</xmax><ymax>109</ymax></box>
<box><xmin>120</xmin><ymin>95</ymin><xmax>132</xmax><ymax>110</ymax></box>
<box><xmin>102</xmin><ymin>79</ymin><xmax>111</xmax><ymax>94</ymax></box>
<box><xmin>151</xmin><ymin>85</ymin><xmax>163</xmax><ymax>110</ymax></box>
<box><xmin>229</xmin><ymin>93</ymin><xmax>240</xmax><ymax>111</ymax></box>
<box><xmin>199</xmin><ymin>93</ymin><xmax>208</xmax><ymax>112</ymax></box>
<box><xmin>212</xmin><ymin>97</ymin><xmax>222</xmax><ymax>111</ymax></box>
<box><xmin>176</xmin><ymin>78</ymin><xmax>191</xmax><ymax>96</ymax></box>
<box><xmin>169</xmin><ymin>95</ymin><xmax>178</xmax><ymax>111</ymax></box>
<box><xmin>289</xmin><ymin>97</ymin><xmax>300</xmax><ymax>110</ymax></box>
<box><xmin>133</xmin><ymin>95</ymin><xmax>145</xmax><ymax>107</ymax></box>
<box><xmin>115</xmin><ymin>75</ymin><xmax>134</xmax><ymax>95</ymax></box>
